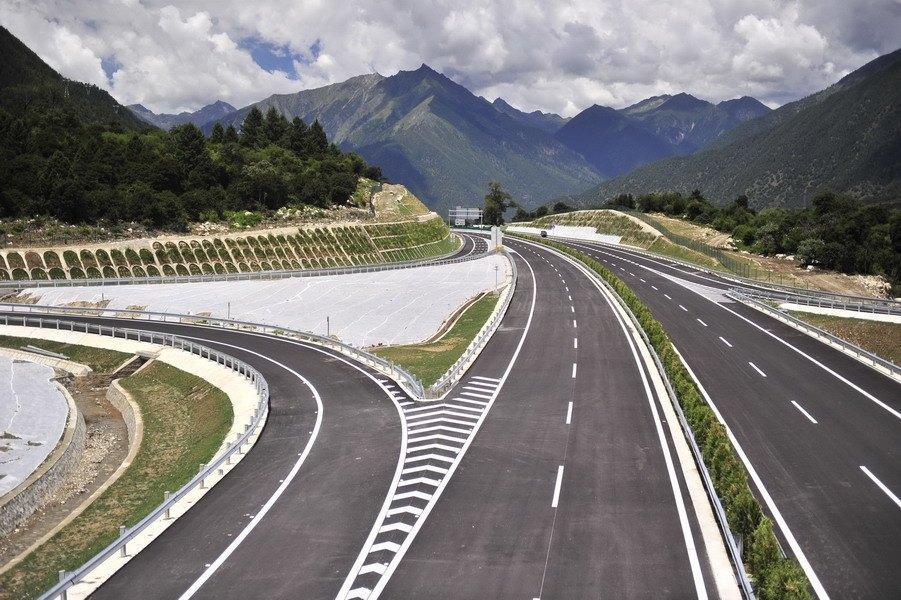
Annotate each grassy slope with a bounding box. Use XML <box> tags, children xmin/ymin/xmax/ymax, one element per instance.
<box><xmin>372</xmin><ymin>292</ymin><xmax>499</xmax><ymax>386</ymax></box>
<box><xmin>787</xmin><ymin>312</ymin><xmax>901</xmax><ymax>364</ymax></box>
<box><xmin>0</xmin><ymin>361</ymin><xmax>232</xmax><ymax>599</ymax></box>
<box><xmin>0</xmin><ymin>336</ymin><xmax>130</xmax><ymax>372</ymax></box>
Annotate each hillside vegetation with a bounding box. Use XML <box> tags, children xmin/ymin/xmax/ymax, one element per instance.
<box><xmin>0</xmin><ymin>213</ymin><xmax>455</xmax><ymax>282</ymax></box>
<box><xmin>570</xmin><ymin>49</ymin><xmax>901</xmax><ymax>208</ymax></box>
<box><xmin>0</xmin><ymin>26</ymin><xmax>383</xmax><ymax>233</ymax></box>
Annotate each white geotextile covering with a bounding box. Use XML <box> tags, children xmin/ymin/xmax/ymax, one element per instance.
<box><xmin>0</xmin><ymin>356</ymin><xmax>68</xmax><ymax>496</ymax></box>
<box><xmin>506</xmin><ymin>225</ymin><xmax>622</xmax><ymax>245</ymax></box>
<box><xmin>25</xmin><ymin>254</ymin><xmax>511</xmax><ymax>348</ymax></box>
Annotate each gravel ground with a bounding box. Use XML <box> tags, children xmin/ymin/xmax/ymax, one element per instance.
<box><xmin>22</xmin><ymin>255</ymin><xmax>511</xmax><ymax>348</ymax></box>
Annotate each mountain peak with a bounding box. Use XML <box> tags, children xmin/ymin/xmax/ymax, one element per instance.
<box><xmin>658</xmin><ymin>92</ymin><xmax>711</xmax><ymax>111</ymax></box>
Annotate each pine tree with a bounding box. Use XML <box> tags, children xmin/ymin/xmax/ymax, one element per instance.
<box><xmin>263</xmin><ymin>106</ymin><xmax>288</xmax><ymax>144</ymax></box>
<box><xmin>307</xmin><ymin>119</ymin><xmax>328</xmax><ymax>153</ymax></box>
<box><xmin>287</xmin><ymin>117</ymin><xmax>308</xmax><ymax>154</ymax></box>
<box><xmin>240</xmin><ymin>107</ymin><xmax>264</xmax><ymax>147</ymax></box>
<box><xmin>210</xmin><ymin>122</ymin><xmax>224</xmax><ymax>143</ymax></box>
<box><xmin>223</xmin><ymin>125</ymin><xmax>239</xmax><ymax>143</ymax></box>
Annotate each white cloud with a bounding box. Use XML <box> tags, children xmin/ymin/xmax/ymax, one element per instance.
<box><xmin>1</xmin><ymin>0</ymin><xmax>897</xmax><ymax>115</ymax></box>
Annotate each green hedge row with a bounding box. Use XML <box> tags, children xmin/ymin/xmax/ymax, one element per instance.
<box><xmin>517</xmin><ymin>234</ymin><xmax>811</xmax><ymax>600</ymax></box>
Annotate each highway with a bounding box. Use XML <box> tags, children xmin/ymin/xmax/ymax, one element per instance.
<box><xmin>547</xmin><ymin>237</ymin><xmax>901</xmax><ymax>599</ymax></box>
<box><xmin>378</xmin><ymin>237</ymin><xmax>724</xmax><ymax>598</ymax></box>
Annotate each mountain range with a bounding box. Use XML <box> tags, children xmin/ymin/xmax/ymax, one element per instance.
<box><xmin>128</xmin><ymin>100</ymin><xmax>235</xmax><ymax>130</ymax></box>
<box><xmin>568</xmin><ymin>48</ymin><xmax>901</xmax><ymax>208</ymax></box>
<box><xmin>201</xmin><ymin>66</ymin><xmax>772</xmax><ymax>210</ymax></box>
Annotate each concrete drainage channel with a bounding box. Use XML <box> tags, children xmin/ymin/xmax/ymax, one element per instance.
<box><xmin>0</xmin><ymin>316</ymin><xmax>269</xmax><ymax>600</ymax></box>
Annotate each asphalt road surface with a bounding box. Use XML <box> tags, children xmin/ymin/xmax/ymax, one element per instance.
<box><xmin>550</xmin><ymin>237</ymin><xmax>901</xmax><ymax>599</ymax></box>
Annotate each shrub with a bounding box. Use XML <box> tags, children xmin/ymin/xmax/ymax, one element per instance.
<box><xmin>102</xmin><ymin>266</ymin><xmax>116</xmax><ymax>278</ymax></box>
<box><xmin>80</xmin><ymin>250</ymin><xmax>97</xmax><ymax>268</ymax></box>
<box><xmin>238</xmin><ymin>262</ymin><xmax>250</xmax><ymax>272</ymax></box>
<box><xmin>49</xmin><ymin>267</ymin><xmax>66</xmax><ymax>279</ymax></box>
<box><xmin>43</xmin><ymin>251</ymin><xmax>62</xmax><ymax>269</ymax></box>
<box><xmin>175</xmin><ymin>264</ymin><xmax>189</xmax><ymax>276</ymax></box>
<box><xmin>69</xmin><ymin>267</ymin><xmax>85</xmax><ymax>278</ymax></box>
<box><xmin>11</xmin><ymin>268</ymin><xmax>28</xmax><ymax>280</ymax></box>
<box><xmin>139</xmin><ymin>248</ymin><xmax>155</xmax><ymax>264</ymax></box>
<box><xmin>95</xmin><ymin>249</ymin><xmax>112</xmax><ymax>267</ymax></box>
<box><xmin>118</xmin><ymin>266</ymin><xmax>131</xmax><ymax>277</ymax></box>
<box><xmin>63</xmin><ymin>250</ymin><xmax>81</xmax><ymax>268</ymax></box>
<box><xmin>110</xmin><ymin>249</ymin><xmax>127</xmax><ymax>266</ymax></box>
<box><xmin>201</xmin><ymin>263</ymin><xmax>214</xmax><ymax>275</ymax></box>
<box><xmin>30</xmin><ymin>268</ymin><xmax>47</xmax><ymax>279</ymax></box>
<box><xmin>0</xmin><ymin>255</ymin><xmax>6</xmax><ymax>270</ymax></box>
<box><xmin>189</xmin><ymin>264</ymin><xmax>201</xmax><ymax>275</ymax></box>
<box><xmin>125</xmin><ymin>248</ymin><xmax>141</xmax><ymax>266</ymax></box>
<box><xmin>86</xmin><ymin>266</ymin><xmax>102</xmax><ymax>278</ymax></box>
<box><xmin>7</xmin><ymin>252</ymin><xmax>25</xmax><ymax>269</ymax></box>
<box><xmin>218</xmin><ymin>263</ymin><xmax>230</xmax><ymax>274</ymax></box>
<box><xmin>133</xmin><ymin>266</ymin><xmax>146</xmax><ymax>277</ymax></box>
<box><xmin>146</xmin><ymin>265</ymin><xmax>160</xmax><ymax>277</ymax></box>
<box><xmin>162</xmin><ymin>265</ymin><xmax>176</xmax><ymax>276</ymax></box>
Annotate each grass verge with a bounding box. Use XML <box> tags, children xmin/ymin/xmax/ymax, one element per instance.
<box><xmin>0</xmin><ymin>361</ymin><xmax>232</xmax><ymax>599</ymax></box>
<box><xmin>787</xmin><ymin>311</ymin><xmax>901</xmax><ymax>364</ymax></box>
<box><xmin>0</xmin><ymin>335</ymin><xmax>130</xmax><ymax>372</ymax></box>
<box><xmin>510</xmin><ymin>232</ymin><xmax>811</xmax><ymax>599</ymax></box>
<box><xmin>371</xmin><ymin>292</ymin><xmax>499</xmax><ymax>387</ymax></box>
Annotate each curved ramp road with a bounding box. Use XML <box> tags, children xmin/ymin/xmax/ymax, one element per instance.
<box><xmin>376</xmin><ymin>237</ymin><xmax>725</xmax><ymax>599</ymax></box>
<box><xmin>18</xmin><ymin>318</ymin><xmax>404</xmax><ymax>600</ymax></box>
<box><xmin>554</xmin><ymin>238</ymin><xmax>901</xmax><ymax>599</ymax></box>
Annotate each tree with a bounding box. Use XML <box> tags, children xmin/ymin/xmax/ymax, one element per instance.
<box><xmin>240</xmin><ymin>107</ymin><xmax>264</xmax><ymax>147</ymax></box>
<box><xmin>552</xmin><ymin>201</ymin><xmax>571</xmax><ymax>214</ymax></box>
<box><xmin>210</xmin><ymin>122</ymin><xmax>225</xmax><ymax>143</ymax></box>
<box><xmin>286</xmin><ymin>117</ymin><xmax>308</xmax><ymax>153</ymax></box>
<box><xmin>223</xmin><ymin>125</ymin><xmax>239</xmax><ymax>144</ymax></box>
<box><xmin>307</xmin><ymin>119</ymin><xmax>328</xmax><ymax>154</ymax></box>
<box><xmin>263</xmin><ymin>106</ymin><xmax>288</xmax><ymax>144</ymax></box>
<box><xmin>483</xmin><ymin>181</ymin><xmax>512</xmax><ymax>226</ymax></box>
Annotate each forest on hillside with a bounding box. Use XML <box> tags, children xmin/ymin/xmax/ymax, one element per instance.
<box><xmin>604</xmin><ymin>191</ymin><xmax>901</xmax><ymax>286</ymax></box>
<box><xmin>0</xmin><ymin>103</ymin><xmax>382</xmax><ymax>231</ymax></box>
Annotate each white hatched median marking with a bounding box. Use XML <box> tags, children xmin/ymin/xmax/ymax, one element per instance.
<box><xmin>790</xmin><ymin>401</ymin><xmax>818</xmax><ymax>424</ymax></box>
<box><xmin>748</xmin><ymin>362</ymin><xmax>767</xmax><ymax>378</ymax></box>
<box><xmin>551</xmin><ymin>465</ymin><xmax>564</xmax><ymax>508</ymax></box>
<box><xmin>360</xmin><ymin>563</ymin><xmax>387</xmax><ymax>576</ymax></box>
<box><xmin>719</xmin><ymin>336</ymin><xmax>733</xmax><ymax>348</ymax></box>
<box><xmin>860</xmin><ymin>466</ymin><xmax>901</xmax><ymax>509</ymax></box>
<box><xmin>471</xmin><ymin>376</ymin><xmax>501</xmax><ymax>383</ymax></box>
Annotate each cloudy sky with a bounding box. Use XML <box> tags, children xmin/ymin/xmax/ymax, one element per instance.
<box><xmin>2</xmin><ymin>0</ymin><xmax>898</xmax><ymax>116</ymax></box>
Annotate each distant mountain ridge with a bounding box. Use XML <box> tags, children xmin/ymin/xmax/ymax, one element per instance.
<box><xmin>0</xmin><ymin>25</ymin><xmax>147</xmax><ymax>131</ymax></box>
<box><xmin>566</xmin><ymin>48</ymin><xmax>901</xmax><ymax>209</ymax></box>
<box><xmin>490</xmin><ymin>98</ymin><xmax>570</xmax><ymax>133</ymax></box>
<box><xmin>128</xmin><ymin>100</ymin><xmax>236</xmax><ymax>130</ymax></box>
<box><xmin>207</xmin><ymin>65</ymin><xmax>602</xmax><ymax>210</ymax></box>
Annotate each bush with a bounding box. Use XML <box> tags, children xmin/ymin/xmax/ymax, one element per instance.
<box><xmin>43</xmin><ymin>251</ymin><xmax>62</xmax><ymax>269</ymax></box>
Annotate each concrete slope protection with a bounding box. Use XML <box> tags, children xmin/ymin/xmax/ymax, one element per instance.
<box><xmin>377</xmin><ymin>236</ymin><xmax>725</xmax><ymax>599</ymax></box>
<box><xmin>554</xmin><ymin>238</ymin><xmax>901</xmax><ymax>599</ymax></box>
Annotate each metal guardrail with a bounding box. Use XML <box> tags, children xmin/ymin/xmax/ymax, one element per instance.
<box><xmin>0</xmin><ymin>314</ymin><xmax>269</xmax><ymax>600</ymax></box>
<box><xmin>0</xmin><ymin>303</ymin><xmax>425</xmax><ymax>400</ymax></box>
<box><xmin>728</xmin><ymin>291</ymin><xmax>901</xmax><ymax>379</ymax></box>
<box><xmin>0</xmin><ymin>234</ymin><xmax>484</xmax><ymax>290</ymax></box>
<box><xmin>428</xmin><ymin>249</ymin><xmax>517</xmax><ymax>397</ymax></box>
<box><xmin>513</xmin><ymin>236</ymin><xmax>756</xmax><ymax>598</ymax></box>
<box><xmin>729</xmin><ymin>287</ymin><xmax>900</xmax><ymax>316</ymax></box>
<box><xmin>508</xmin><ymin>229</ymin><xmax>900</xmax><ymax>315</ymax></box>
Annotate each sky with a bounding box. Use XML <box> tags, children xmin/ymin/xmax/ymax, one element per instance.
<box><xmin>1</xmin><ymin>0</ymin><xmax>898</xmax><ymax>116</ymax></box>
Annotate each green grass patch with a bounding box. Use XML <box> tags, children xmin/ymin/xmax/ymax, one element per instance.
<box><xmin>510</xmin><ymin>232</ymin><xmax>811</xmax><ymax>599</ymax></box>
<box><xmin>0</xmin><ymin>335</ymin><xmax>130</xmax><ymax>372</ymax></box>
<box><xmin>372</xmin><ymin>292</ymin><xmax>499</xmax><ymax>386</ymax></box>
<box><xmin>0</xmin><ymin>361</ymin><xmax>233</xmax><ymax>599</ymax></box>
<box><xmin>787</xmin><ymin>311</ymin><xmax>901</xmax><ymax>364</ymax></box>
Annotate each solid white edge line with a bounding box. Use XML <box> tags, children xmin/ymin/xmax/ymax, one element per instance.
<box><xmin>366</xmin><ymin>247</ymin><xmax>539</xmax><ymax>598</ymax></box>
<box><xmin>859</xmin><ymin>466</ymin><xmax>901</xmax><ymax>509</ymax></box>
<box><xmin>551</xmin><ymin>465</ymin><xmax>564</xmax><ymax>508</ymax></box>
<box><xmin>177</xmin><ymin>341</ymin><xmax>325</xmax><ymax>600</ymax></box>
<box><xmin>565</xmin><ymin>401</ymin><xmax>573</xmax><ymax>425</ymax></box>
<box><xmin>522</xmin><ymin>240</ymin><xmax>708</xmax><ymax>599</ymax></box>
<box><xmin>748</xmin><ymin>361</ymin><xmax>767</xmax><ymax>378</ymax></box>
<box><xmin>791</xmin><ymin>401</ymin><xmax>818</xmax><ymax>424</ymax></box>
<box><xmin>672</xmin><ymin>345</ymin><xmax>830</xmax><ymax>599</ymax></box>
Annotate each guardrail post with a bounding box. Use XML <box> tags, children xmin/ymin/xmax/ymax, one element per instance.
<box><xmin>58</xmin><ymin>571</ymin><xmax>68</xmax><ymax>600</ymax></box>
<box><xmin>199</xmin><ymin>463</ymin><xmax>207</xmax><ymax>489</ymax></box>
<box><xmin>118</xmin><ymin>525</ymin><xmax>127</xmax><ymax>557</ymax></box>
<box><xmin>163</xmin><ymin>491</ymin><xmax>172</xmax><ymax>519</ymax></box>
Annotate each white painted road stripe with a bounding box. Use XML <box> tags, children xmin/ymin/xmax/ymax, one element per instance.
<box><xmin>471</xmin><ymin>376</ymin><xmax>501</xmax><ymax>383</ymax></box>
<box><xmin>573</xmin><ymin>319</ymin><xmax>577</xmax><ymax>328</ymax></box>
<box><xmin>571</xmin><ymin>363</ymin><xmax>577</xmax><ymax>378</ymax></box>
<box><xmin>719</xmin><ymin>336</ymin><xmax>733</xmax><ymax>348</ymax></box>
<box><xmin>573</xmin><ymin>338</ymin><xmax>578</xmax><ymax>349</ymax></box>
<box><xmin>748</xmin><ymin>362</ymin><xmax>767</xmax><ymax>377</ymax></box>
<box><xmin>651</xmin><ymin>285</ymin><xmax>658</xmax><ymax>290</ymax></box>
<box><xmin>570</xmin><ymin>305</ymin><xmax>575</xmax><ymax>313</ymax></box>
<box><xmin>565</xmin><ymin>402</ymin><xmax>573</xmax><ymax>425</ymax></box>
<box><xmin>551</xmin><ymin>465</ymin><xmax>564</xmax><ymax>508</ymax></box>
<box><xmin>791</xmin><ymin>401</ymin><xmax>818</xmax><ymax>424</ymax></box>
<box><xmin>860</xmin><ymin>466</ymin><xmax>901</xmax><ymax>509</ymax></box>
<box><xmin>696</xmin><ymin>318</ymin><xmax>707</xmax><ymax>327</ymax></box>
<box><xmin>679</xmin><ymin>304</ymin><xmax>688</xmax><ymax>311</ymax></box>
<box><xmin>664</xmin><ymin>294</ymin><xmax>672</xmax><ymax>300</ymax></box>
